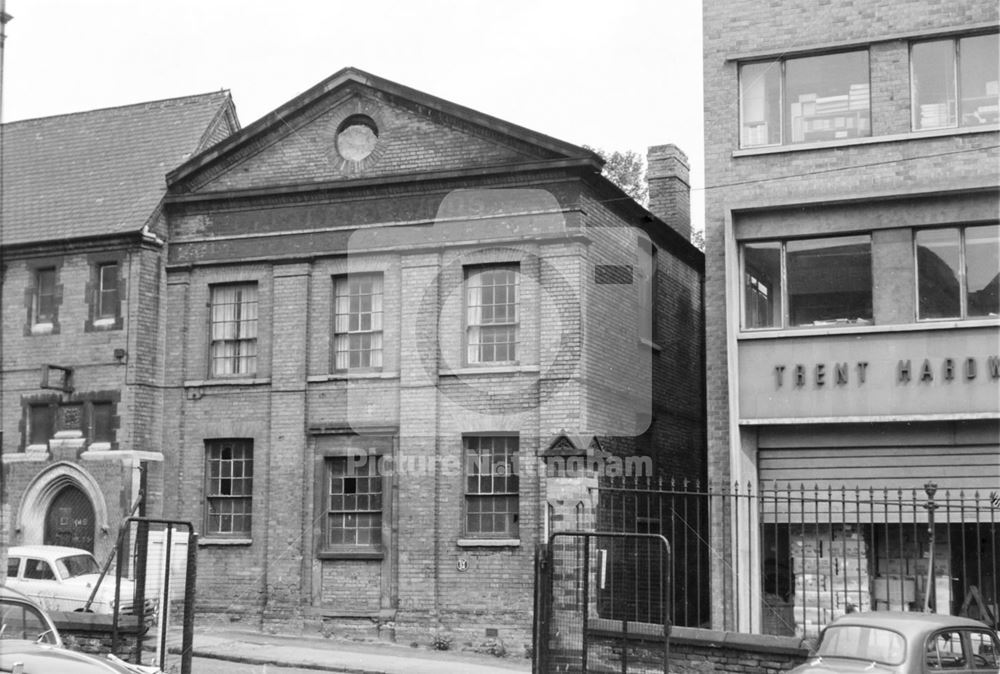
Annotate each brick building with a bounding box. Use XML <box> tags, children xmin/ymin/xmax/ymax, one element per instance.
<box><xmin>159</xmin><ymin>68</ymin><xmax>704</xmax><ymax>646</ymax></box>
<box><xmin>1</xmin><ymin>95</ymin><xmax>238</xmax><ymax>564</ymax></box>
<box><xmin>704</xmin><ymin>0</ymin><xmax>998</xmax><ymax>635</ymax></box>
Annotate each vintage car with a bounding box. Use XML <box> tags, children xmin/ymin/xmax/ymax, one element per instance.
<box><xmin>0</xmin><ymin>585</ymin><xmax>159</xmax><ymax>673</ymax></box>
<box><xmin>790</xmin><ymin>611</ymin><xmax>1000</xmax><ymax>673</ymax></box>
<box><xmin>5</xmin><ymin>545</ymin><xmax>153</xmax><ymax>616</ymax></box>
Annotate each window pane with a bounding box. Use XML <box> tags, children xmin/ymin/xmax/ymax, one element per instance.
<box><xmin>210</xmin><ymin>284</ymin><xmax>258</xmax><ymax>376</ymax></box>
<box><xmin>911</xmin><ymin>39</ymin><xmax>957</xmax><ymax>129</ymax></box>
<box><xmin>466</xmin><ymin>265</ymin><xmax>518</xmax><ymax>363</ymax></box>
<box><xmin>740</xmin><ymin>61</ymin><xmax>782</xmax><ymax>147</ymax></box>
<box><xmin>959</xmin><ymin>33</ymin><xmax>1000</xmax><ymax>127</ymax></box>
<box><xmin>917</xmin><ymin>228</ymin><xmax>961</xmax><ymax>320</ymax></box>
<box><xmin>333</xmin><ymin>274</ymin><xmax>383</xmax><ymax>371</ymax></box>
<box><xmin>36</xmin><ymin>268</ymin><xmax>56</xmax><ymax>322</ymax></box>
<box><xmin>966</xmin><ymin>224</ymin><xmax>1000</xmax><ymax>317</ymax></box>
<box><xmin>92</xmin><ymin>402</ymin><xmax>114</xmax><ymax>443</ymax></box>
<box><xmin>29</xmin><ymin>405</ymin><xmax>53</xmax><ymax>445</ymax></box>
<box><xmin>743</xmin><ymin>242</ymin><xmax>782</xmax><ymax>328</ymax></box>
<box><xmin>98</xmin><ymin>264</ymin><xmax>119</xmax><ymax>318</ymax></box>
<box><xmin>787</xmin><ymin>235</ymin><xmax>872</xmax><ymax>326</ymax></box>
<box><xmin>205</xmin><ymin>440</ymin><xmax>253</xmax><ymax>536</ymax></box>
<box><xmin>786</xmin><ymin>51</ymin><xmax>870</xmax><ymax>144</ymax></box>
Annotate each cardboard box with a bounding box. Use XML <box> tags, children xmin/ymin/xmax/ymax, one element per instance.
<box><xmin>794</xmin><ymin>557</ymin><xmax>832</xmax><ymax>574</ymax></box>
<box><xmin>872</xmin><ymin>576</ymin><xmax>915</xmax><ymax>604</ymax></box>
<box><xmin>795</xmin><ymin>573</ymin><xmax>828</xmax><ymax>591</ymax></box>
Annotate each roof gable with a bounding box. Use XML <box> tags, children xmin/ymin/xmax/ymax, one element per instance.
<box><xmin>169</xmin><ymin>68</ymin><xmax>596</xmax><ymax>194</ymax></box>
<box><xmin>1</xmin><ymin>92</ymin><xmax>237</xmax><ymax>247</ymax></box>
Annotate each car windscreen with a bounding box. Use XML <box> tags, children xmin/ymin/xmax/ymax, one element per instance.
<box><xmin>56</xmin><ymin>554</ymin><xmax>100</xmax><ymax>579</ymax></box>
<box><xmin>0</xmin><ymin>600</ymin><xmax>58</xmax><ymax>644</ymax></box>
<box><xmin>815</xmin><ymin>625</ymin><xmax>906</xmax><ymax>665</ymax></box>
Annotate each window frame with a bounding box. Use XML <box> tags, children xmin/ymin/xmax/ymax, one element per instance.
<box><xmin>331</xmin><ymin>273</ymin><xmax>384</xmax><ymax>372</ymax></box>
<box><xmin>97</xmin><ymin>262</ymin><xmax>120</xmax><ymax>320</ymax></box>
<box><xmin>739</xmin><ymin>234</ymin><xmax>874</xmax><ymax>331</ymax></box>
<box><xmin>910</xmin><ymin>32</ymin><xmax>1000</xmax><ymax>131</ymax></box>
<box><xmin>463</xmin><ymin>435</ymin><xmax>520</xmax><ymax>540</ymax></box>
<box><xmin>914</xmin><ymin>224</ymin><xmax>999</xmax><ymax>322</ymax></box>
<box><xmin>209</xmin><ymin>282</ymin><xmax>259</xmax><ymax>378</ymax></box>
<box><xmin>738</xmin><ymin>48</ymin><xmax>872</xmax><ymax>148</ymax></box>
<box><xmin>464</xmin><ymin>263</ymin><xmax>520</xmax><ymax>366</ymax></box>
<box><xmin>320</xmin><ymin>453</ymin><xmax>384</xmax><ymax>556</ymax></box>
<box><xmin>204</xmin><ymin>439</ymin><xmax>254</xmax><ymax>539</ymax></box>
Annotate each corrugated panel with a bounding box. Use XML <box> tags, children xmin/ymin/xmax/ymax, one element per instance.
<box><xmin>758</xmin><ymin>445</ymin><xmax>1000</xmax><ymax>523</ymax></box>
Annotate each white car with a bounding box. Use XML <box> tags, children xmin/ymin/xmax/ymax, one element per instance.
<box><xmin>5</xmin><ymin>545</ymin><xmax>154</xmax><ymax>617</ymax></box>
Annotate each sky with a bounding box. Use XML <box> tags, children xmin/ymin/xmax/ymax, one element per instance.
<box><xmin>1</xmin><ymin>0</ymin><xmax>705</xmax><ymax>233</ymax></box>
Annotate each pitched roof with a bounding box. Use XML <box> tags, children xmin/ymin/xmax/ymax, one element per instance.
<box><xmin>1</xmin><ymin>91</ymin><xmax>236</xmax><ymax>246</ymax></box>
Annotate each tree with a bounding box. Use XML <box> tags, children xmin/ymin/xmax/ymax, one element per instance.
<box><xmin>584</xmin><ymin>146</ymin><xmax>648</xmax><ymax>207</ymax></box>
<box><xmin>691</xmin><ymin>229</ymin><xmax>705</xmax><ymax>252</ymax></box>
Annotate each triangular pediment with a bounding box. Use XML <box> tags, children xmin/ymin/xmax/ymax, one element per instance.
<box><xmin>169</xmin><ymin>68</ymin><xmax>593</xmax><ymax>194</ymax></box>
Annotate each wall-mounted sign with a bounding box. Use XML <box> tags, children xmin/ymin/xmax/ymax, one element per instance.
<box><xmin>457</xmin><ymin>558</ymin><xmax>469</xmax><ymax>572</ymax></box>
<box><xmin>738</xmin><ymin>327</ymin><xmax>999</xmax><ymax>420</ymax></box>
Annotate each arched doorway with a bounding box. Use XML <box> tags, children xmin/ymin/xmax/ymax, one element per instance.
<box><xmin>44</xmin><ymin>485</ymin><xmax>95</xmax><ymax>552</ymax></box>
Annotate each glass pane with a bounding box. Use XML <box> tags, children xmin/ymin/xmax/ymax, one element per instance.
<box><xmin>959</xmin><ymin>33</ymin><xmax>1000</xmax><ymax>127</ymax></box>
<box><xmin>965</xmin><ymin>224</ymin><xmax>1000</xmax><ymax>317</ymax></box>
<box><xmin>787</xmin><ymin>235</ymin><xmax>872</xmax><ymax>326</ymax></box>
<box><xmin>911</xmin><ymin>39</ymin><xmax>957</xmax><ymax>129</ymax></box>
<box><xmin>740</xmin><ymin>61</ymin><xmax>782</xmax><ymax>146</ymax></box>
<box><xmin>916</xmin><ymin>228</ymin><xmax>961</xmax><ymax>320</ymax></box>
<box><xmin>786</xmin><ymin>51</ymin><xmax>870</xmax><ymax>144</ymax></box>
<box><xmin>743</xmin><ymin>242</ymin><xmax>782</xmax><ymax>329</ymax></box>
<box><xmin>92</xmin><ymin>402</ymin><xmax>113</xmax><ymax>442</ymax></box>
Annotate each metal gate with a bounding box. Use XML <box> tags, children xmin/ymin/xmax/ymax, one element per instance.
<box><xmin>534</xmin><ymin>531</ymin><xmax>671</xmax><ymax>673</ymax></box>
<box><xmin>109</xmin><ymin>517</ymin><xmax>199</xmax><ymax>674</ymax></box>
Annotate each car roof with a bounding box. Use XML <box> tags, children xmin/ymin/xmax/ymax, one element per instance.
<box><xmin>826</xmin><ymin>611</ymin><xmax>992</xmax><ymax>638</ymax></box>
<box><xmin>8</xmin><ymin>545</ymin><xmax>95</xmax><ymax>560</ymax></box>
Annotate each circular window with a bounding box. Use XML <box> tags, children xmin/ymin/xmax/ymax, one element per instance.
<box><xmin>336</xmin><ymin>115</ymin><xmax>378</xmax><ymax>162</ymax></box>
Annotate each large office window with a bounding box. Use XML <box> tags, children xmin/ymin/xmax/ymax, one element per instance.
<box><xmin>205</xmin><ymin>440</ymin><xmax>253</xmax><ymax>537</ymax></box>
<box><xmin>741</xmin><ymin>235</ymin><xmax>872</xmax><ymax>329</ymax></box>
<box><xmin>740</xmin><ymin>50</ymin><xmax>871</xmax><ymax>148</ymax></box>
<box><xmin>333</xmin><ymin>274</ymin><xmax>383</xmax><ymax>370</ymax></box>
<box><xmin>465</xmin><ymin>264</ymin><xmax>519</xmax><ymax>364</ymax></box>
<box><xmin>917</xmin><ymin>224</ymin><xmax>999</xmax><ymax>320</ymax></box>
<box><xmin>464</xmin><ymin>436</ymin><xmax>519</xmax><ymax>538</ymax></box>
<box><xmin>324</xmin><ymin>456</ymin><xmax>382</xmax><ymax>549</ymax></box>
<box><xmin>911</xmin><ymin>33</ymin><xmax>999</xmax><ymax>130</ymax></box>
<box><xmin>210</xmin><ymin>283</ymin><xmax>258</xmax><ymax>377</ymax></box>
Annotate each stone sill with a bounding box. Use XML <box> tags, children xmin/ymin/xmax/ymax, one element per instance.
<box><xmin>199</xmin><ymin>538</ymin><xmax>252</xmax><ymax>546</ymax></box>
<box><xmin>441</xmin><ymin>366</ymin><xmax>540</xmax><ymax>377</ymax></box>
<box><xmin>456</xmin><ymin>538</ymin><xmax>520</xmax><ymax>548</ymax></box>
<box><xmin>184</xmin><ymin>378</ymin><xmax>271</xmax><ymax>387</ymax></box>
<box><xmin>732</xmin><ymin>124</ymin><xmax>998</xmax><ymax>157</ymax></box>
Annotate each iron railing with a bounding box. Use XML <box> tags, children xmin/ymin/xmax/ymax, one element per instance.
<box><xmin>598</xmin><ymin>478</ymin><xmax>999</xmax><ymax>637</ymax></box>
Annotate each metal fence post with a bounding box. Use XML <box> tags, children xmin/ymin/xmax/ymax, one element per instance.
<box><xmin>923</xmin><ymin>482</ymin><xmax>938</xmax><ymax>612</ymax></box>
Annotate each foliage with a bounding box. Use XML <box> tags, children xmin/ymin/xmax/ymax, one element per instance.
<box><xmin>432</xmin><ymin>632</ymin><xmax>453</xmax><ymax>651</ymax></box>
<box><xmin>584</xmin><ymin>145</ymin><xmax>648</xmax><ymax>207</ymax></box>
<box><xmin>690</xmin><ymin>228</ymin><xmax>705</xmax><ymax>251</ymax></box>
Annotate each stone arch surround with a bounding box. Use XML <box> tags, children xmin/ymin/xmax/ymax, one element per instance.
<box><xmin>17</xmin><ymin>461</ymin><xmax>110</xmax><ymax>545</ymax></box>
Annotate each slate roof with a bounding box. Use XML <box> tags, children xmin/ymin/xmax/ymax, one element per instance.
<box><xmin>1</xmin><ymin>91</ymin><xmax>235</xmax><ymax>246</ymax></box>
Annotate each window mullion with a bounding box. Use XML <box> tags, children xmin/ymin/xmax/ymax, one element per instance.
<box><xmin>779</xmin><ymin>60</ymin><xmax>786</xmax><ymax>145</ymax></box>
<box><xmin>958</xmin><ymin>227</ymin><xmax>968</xmax><ymax>319</ymax></box>
<box><xmin>779</xmin><ymin>241</ymin><xmax>789</xmax><ymax>329</ymax></box>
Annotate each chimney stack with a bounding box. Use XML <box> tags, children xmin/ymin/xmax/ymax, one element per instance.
<box><xmin>646</xmin><ymin>144</ymin><xmax>691</xmax><ymax>242</ymax></box>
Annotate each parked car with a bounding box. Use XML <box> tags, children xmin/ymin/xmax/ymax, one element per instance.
<box><xmin>790</xmin><ymin>611</ymin><xmax>1000</xmax><ymax>673</ymax></box>
<box><xmin>0</xmin><ymin>585</ymin><xmax>158</xmax><ymax>673</ymax></box>
<box><xmin>5</xmin><ymin>545</ymin><xmax>154</xmax><ymax>616</ymax></box>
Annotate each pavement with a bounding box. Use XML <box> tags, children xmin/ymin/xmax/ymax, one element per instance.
<box><xmin>160</xmin><ymin>624</ymin><xmax>532</xmax><ymax>674</ymax></box>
